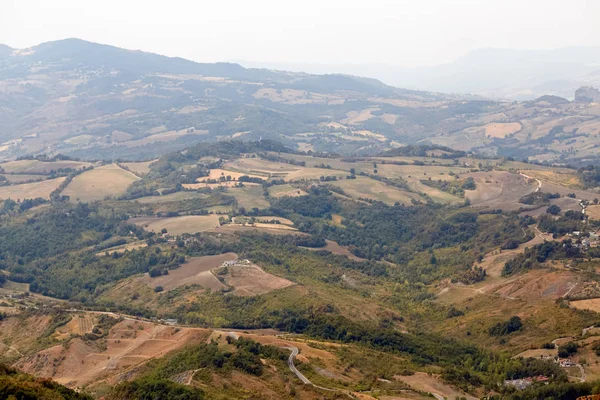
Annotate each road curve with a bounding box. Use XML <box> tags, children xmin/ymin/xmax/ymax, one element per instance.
<box><xmin>285</xmin><ymin>347</ymin><xmax>311</xmax><ymax>384</ymax></box>
<box><xmin>284</xmin><ymin>346</ymin><xmax>351</xmax><ymax>396</ymax></box>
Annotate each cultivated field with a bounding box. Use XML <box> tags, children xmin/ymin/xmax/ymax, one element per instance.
<box><xmin>222</xmin><ymin>263</ymin><xmax>294</xmax><ymax>296</ymax></box>
<box><xmin>0</xmin><ymin>159</ymin><xmax>93</xmax><ymax>174</ymax></box>
<box><xmin>62</xmin><ymin>164</ymin><xmax>139</xmax><ymax>202</ymax></box>
<box><xmin>228</xmin><ymin>185</ymin><xmax>270</xmax><ymax>209</ymax></box>
<box><xmin>132</xmin><ymin>191</ymin><xmax>208</xmax><ymax>204</ymax></box>
<box><xmin>463</xmin><ymin>171</ymin><xmax>536</xmax><ymax>211</ymax></box>
<box><xmin>330</xmin><ymin>176</ymin><xmax>421</xmax><ymax>205</ymax></box>
<box><xmin>224</xmin><ymin>158</ymin><xmax>296</xmax><ymax>177</ymax></box>
<box><xmin>54</xmin><ymin>314</ymin><xmax>95</xmax><ymax>340</ymax></box>
<box><xmin>129</xmin><ymin>215</ymin><xmax>220</xmax><ymax>235</ymax></box>
<box><xmin>570</xmin><ymin>299</ymin><xmax>600</xmax><ymax>313</ymax></box>
<box><xmin>141</xmin><ymin>253</ymin><xmax>237</xmax><ymax>291</ymax></box>
<box><xmin>0</xmin><ymin>176</ymin><xmax>66</xmax><ymax>201</ymax></box>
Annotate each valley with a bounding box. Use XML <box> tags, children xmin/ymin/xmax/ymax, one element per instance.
<box><xmin>3</xmin><ymin>38</ymin><xmax>600</xmax><ymax>400</ymax></box>
<box><xmin>1</xmin><ymin>141</ymin><xmax>600</xmax><ymax>399</ymax></box>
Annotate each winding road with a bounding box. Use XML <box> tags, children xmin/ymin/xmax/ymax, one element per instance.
<box><xmin>283</xmin><ymin>346</ymin><xmax>352</xmax><ymax>396</ymax></box>
<box><xmin>285</xmin><ymin>347</ymin><xmax>311</xmax><ymax>384</ymax></box>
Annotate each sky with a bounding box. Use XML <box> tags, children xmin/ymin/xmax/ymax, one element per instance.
<box><xmin>1</xmin><ymin>0</ymin><xmax>600</xmax><ymax>67</ymax></box>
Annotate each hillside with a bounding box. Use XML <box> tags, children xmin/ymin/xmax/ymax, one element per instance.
<box><xmin>5</xmin><ymin>37</ymin><xmax>600</xmax><ymax>400</ymax></box>
<box><xmin>2</xmin><ymin>40</ymin><xmax>600</xmax><ymax>165</ymax></box>
<box><xmin>0</xmin><ymin>39</ymin><xmax>450</xmax><ymax>161</ymax></box>
<box><xmin>251</xmin><ymin>46</ymin><xmax>600</xmax><ymax>100</ymax></box>
<box><xmin>2</xmin><ymin>141</ymin><xmax>600</xmax><ymax>398</ymax></box>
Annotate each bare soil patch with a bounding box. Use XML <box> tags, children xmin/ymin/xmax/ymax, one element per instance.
<box><xmin>16</xmin><ymin>319</ymin><xmax>210</xmax><ymax>387</ymax></box>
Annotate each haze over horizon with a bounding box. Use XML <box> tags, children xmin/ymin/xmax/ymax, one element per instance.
<box><xmin>2</xmin><ymin>0</ymin><xmax>600</xmax><ymax>68</ymax></box>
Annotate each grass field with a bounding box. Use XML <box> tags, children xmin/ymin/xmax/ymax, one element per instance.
<box><xmin>0</xmin><ymin>177</ymin><xmax>66</xmax><ymax>201</ymax></box>
<box><xmin>121</xmin><ymin>128</ymin><xmax>209</xmax><ymax>147</ymax></box>
<box><xmin>62</xmin><ymin>164</ymin><xmax>140</xmax><ymax>202</ymax></box>
<box><xmin>570</xmin><ymin>298</ymin><xmax>600</xmax><ymax>313</ymax></box>
<box><xmin>267</xmin><ymin>184</ymin><xmax>307</xmax><ymax>197</ymax></box>
<box><xmin>463</xmin><ymin>171</ymin><xmax>536</xmax><ymax>211</ymax></box>
<box><xmin>304</xmin><ymin>240</ymin><xmax>365</xmax><ymax>262</ymax></box>
<box><xmin>0</xmin><ymin>174</ymin><xmax>46</xmax><ymax>183</ymax></box>
<box><xmin>521</xmin><ymin>169</ymin><xmax>582</xmax><ymax>189</ymax></box>
<box><xmin>224</xmin><ymin>158</ymin><xmax>296</xmax><ymax>177</ymax></box>
<box><xmin>228</xmin><ymin>185</ymin><xmax>270</xmax><ymax>209</ymax></box>
<box><xmin>484</xmin><ymin>122</ymin><xmax>522</xmax><ymax>138</ymax></box>
<box><xmin>330</xmin><ymin>176</ymin><xmax>421</xmax><ymax>205</ymax></box>
<box><xmin>120</xmin><ymin>161</ymin><xmax>155</xmax><ymax>176</ymax></box>
<box><xmin>0</xmin><ymin>160</ymin><xmax>92</xmax><ymax>174</ymax></box>
<box><xmin>95</xmin><ymin>241</ymin><xmax>148</xmax><ymax>256</ymax></box>
<box><xmin>132</xmin><ymin>191</ymin><xmax>208</xmax><ymax>204</ymax></box>
<box><xmin>129</xmin><ymin>215</ymin><xmax>220</xmax><ymax>235</ymax></box>
<box><xmin>586</xmin><ymin>205</ymin><xmax>600</xmax><ymax>220</ymax></box>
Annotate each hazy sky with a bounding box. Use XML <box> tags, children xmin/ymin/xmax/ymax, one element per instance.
<box><xmin>2</xmin><ymin>0</ymin><xmax>600</xmax><ymax>67</ymax></box>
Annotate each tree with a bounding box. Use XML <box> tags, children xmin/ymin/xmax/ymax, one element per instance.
<box><xmin>547</xmin><ymin>205</ymin><xmax>561</xmax><ymax>215</ymax></box>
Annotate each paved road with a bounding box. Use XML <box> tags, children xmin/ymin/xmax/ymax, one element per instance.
<box><xmin>285</xmin><ymin>347</ymin><xmax>311</xmax><ymax>384</ymax></box>
<box><xmin>284</xmin><ymin>346</ymin><xmax>353</xmax><ymax>396</ymax></box>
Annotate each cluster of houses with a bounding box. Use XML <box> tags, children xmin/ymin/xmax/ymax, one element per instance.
<box><xmin>570</xmin><ymin>231</ymin><xmax>600</xmax><ymax>248</ymax></box>
<box><xmin>504</xmin><ymin>355</ymin><xmax>580</xmax><ymax>390</ymax></box>
<box><xmin>504</xmin><ymin>376</ymin><xmax>550</xmax><ymax>390</ymax></box>
<box><xmin>221</xmin><ymin>259</ymin><xmax>251</xmax><ymax>268</ymax></box>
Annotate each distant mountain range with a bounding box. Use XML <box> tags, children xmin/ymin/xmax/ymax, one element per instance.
<box><xmin>1</xmin><ymin>38</ymin><xmax>600</xmax><ymax>165</ymax></box>
<box><xmin>237</xmin><ymin>46</ymin><xmax>600</xmax><ymax>100</ymax></box>
<box><xmin>0</xmin><ymin>39</ymin><xmax>451</xmax><ymax>160</ymax></box>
